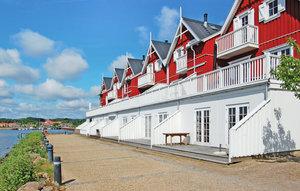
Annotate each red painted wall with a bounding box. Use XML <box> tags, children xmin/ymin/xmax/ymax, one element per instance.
<box><xmin>144</xmin><ymin>47</ymin><xmax>167</xmax><ymax>84</ymax></box>
<box><xmin>100</xmin><ymin>83</ymin><xmax>108</xmax><ymax>107</ymax></box>
<box><xmin>168</xmin><ymin>26</ymin><xmax>218</xmax><ymax>83</ymax></box>
<box><xmin>224</xmin><ymin>0</ymin><xmax>300</xmax><ymax>63</ymax></box>
<box><xmin>118</xmin><ymin>66</ymin><xmax>141</xmax><ymax>98</ymax></box>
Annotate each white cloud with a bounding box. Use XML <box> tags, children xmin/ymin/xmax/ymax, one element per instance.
<box><xmin>156</xmin><ymin>6</ymin><xmax>179</xmax><ymax>41</ymax></box>
<box><xmin>15</xmin><ymin>79</ymin><xmax>86</xmax><ymax>100</ymax></box>
<box><xmin>12</xmin><ymin>29</ymin><xmax>55</xmax><ymax>57</ymax></box>
<box><xmin>57</xmin><ymin>99</ymin><xmax>88</xmax><ymax>110</ymax></box>
<box><xmin>89</xmin><ymin>85</ymin><xmax>100</xmax><ymax>96</ymax></box>
<box><xmin>0</xmin><ymin>79</ymin><xmax>12</xmax><ymax>98</ymax></box>
<box><xmin>44</xmin><ymin>49</ymin><xmax>88</xmax><ymax>81</ymax></box>
<box><xmin>135</xmin><ymin>26</ymin><xmax>149</xmax><ymax>44</ymax></box>
<box><xmin>108</xmin><ymin>53</ymin><xmax>133</xmax><ymax>72</ymax></box>
<box><xmin>0</xmin><ymin>98</ymin><xmax>15</xmax><ymax>105</ymax></box>
<box><xmin>0</xmin><ymin>48</ymin><xmax>39</xmax><ymax>83</ymax></box>
<box><xmin>17</xmin><ymin>103</ymin><xmax>39</xmax><ymax>112</ymax></box>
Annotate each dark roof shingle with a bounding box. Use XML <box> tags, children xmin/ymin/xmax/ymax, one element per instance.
<box><xmin>103</xmin><ymin>77</ymin><xmax>112</xmax><ymax>89</ymax></box>
<box><xmin>182</xmin><ymin>17</ymin><xmax>221</xmax><ymax>40</ymax></box>
<box><xmin>127</xmin><ymin>58</ymin><xmax>143</xmax><ymax>75</ymax></box>
<box><xmin>152</xmin><ymin>40</ymin><xmax>171</xmax><ymax>60</ymax></box>
<box><xmin>115</xmin><ymin>68</ymin><xmax>124</xmax><ymax>81</ymax></box>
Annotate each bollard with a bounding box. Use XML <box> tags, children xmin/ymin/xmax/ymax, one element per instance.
<box><xmin>44</xmin><ymin>139</ymin><xmax>49</xmax><ymax>148</ymax></box>
<box><xmin>47</xmin><ymin>144</ymin><xmax>53</xmax><ymax>162</ymax></box>
<box><xmin>54</xmin><ymin>156</ymin><xmax>62</xmax><ymax>185</ymax></box>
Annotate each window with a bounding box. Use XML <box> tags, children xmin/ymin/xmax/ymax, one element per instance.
<box><xmin>158</xmin><ymin>113</ymin><xmax>168</xmax><ymax>123</ymax></box>
<box><xmin>228</xmin><ymin>108</ymin><xmax>236</xmax><ymax>129</ymax></box>
<box><xmin>173</xmin><ymin>47</ymin><xmax>186</xmax><ymax>61</ymax></box>
<box><xmin>269</xmin><ymin>44</ymin><xmax>293</xmax><ymax>56</ymax></box>
<box><xmin>154</xmin><ymin>59</ymin><xmax>162</xmax><ymax>72</ymax></box>
<box><xmin>233</xmin><ymin>9</ymin><xmax>254</xmax><ymax>30</ymax></box>
<box><xmin>268</xmin><ymin>0</ymin><xmax>278</xmax><ymax>17</ymax></box>
<box><xmin>147</xmin><ymin>63</ymin><xmax>154</xmax><ymax>74</ymax></box>
<box><xmin>203</xmin><ymin>110</ymin><xmax>210</xmax><ymax>143</ymax></box>
<box><xmin>122</xmin><ymin>117</ymin><xmax>128</xmax><ymax>126</ymax></box>
<box><xmin>241</xmin><ymin>15</ymin><xmax>248</xmax><ymax>26</ymax></box>
<box><xmin>227</xmin><ymin>104</ymin><xmax>249</xmax><ymax>129</ymax></box>
<box><xmin>145</xmin><ymin>115</ymin><xmax>152</xmax><ymax>138</ymax></box>
<box><xmin>259</xmin><ymin>0</ymin><xmax>285</xmax><ymax>23</ymax></box>
<box><xmin>196</xmin><ymin>109</ymin><xmax>210</xmax><ymax>143</ymax></box>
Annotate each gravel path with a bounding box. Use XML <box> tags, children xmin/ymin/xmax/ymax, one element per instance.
<box><xmin>48</xmin><ymin>134</ymin><xmax>300</xmax><ymax>191</ymax></box>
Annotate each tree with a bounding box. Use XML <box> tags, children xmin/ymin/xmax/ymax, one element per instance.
<box><xmin>273</xmin><ymin>38</ymin><xmax>300</xmax><ymax>99</ymax></box>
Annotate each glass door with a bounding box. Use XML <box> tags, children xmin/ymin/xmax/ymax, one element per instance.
<box><xmin>196</xmin><ymin>109</ymin><xmax>210</xmax><ymax>144</ymax></box>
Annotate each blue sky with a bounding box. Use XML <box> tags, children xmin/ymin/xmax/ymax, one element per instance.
<box><xmin>0</xmin><ymin>0</ymin><xmax>233</xmax><ymax>119</ymax></box>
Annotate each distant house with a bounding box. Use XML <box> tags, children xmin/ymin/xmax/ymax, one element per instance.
<box><xmin>0</xmin><ymin>122</ymin><xmax>18</xmax><ymax>128</ymax></box>
<box><xmin>42</xmin><ymin>119</ymin><xmax>55</xmax><ymax>127</ymax></box>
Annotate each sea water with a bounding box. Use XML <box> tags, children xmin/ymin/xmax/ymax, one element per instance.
<box><xmin>0</xmin><ymin>129</ymin><xmax>73</xmax><ymax>158</ymax></box>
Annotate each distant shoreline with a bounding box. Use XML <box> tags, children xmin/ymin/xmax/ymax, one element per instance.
<box><xmin>0</xmin><ymin>128</ymin><xmax>18</xmax><ymax>130</ymax></box>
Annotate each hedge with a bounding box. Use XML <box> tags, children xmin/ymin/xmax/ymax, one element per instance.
<box><xmin>0</xmin><ymin>132</ymin><xmax>52</xmax><ymax>191</ymax></box>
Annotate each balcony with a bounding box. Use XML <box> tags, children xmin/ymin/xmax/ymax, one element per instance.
<box><xmin>216</xmin><ymin>25</ymin><xmax>259</xmax><ymax>59</ymax></box>
<box><xmin>87</xmin><ymin>54</ymin><xmax>280</xmax><ymax>118</ymax></box>
<box><xmin>107</xmin><ymin>90</ymin><xmax>117</xmax><ymax>101</ymax></box>
<box><xmin>176</xmin><ymin>54</ymin><xmax>187</xmax><ymax>73</ymax></box>
<box><xmin>138</xmin><ymin>73</ymin><xmax>155</xmax><ymax>88</ymax></box>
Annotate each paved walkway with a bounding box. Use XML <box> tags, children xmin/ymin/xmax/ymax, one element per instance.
<box><xmin>48</xmin><ymin>134</ymin><xmax>300</xmax><ymax>191</ymax></box>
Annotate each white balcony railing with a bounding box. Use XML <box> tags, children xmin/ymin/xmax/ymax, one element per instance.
<box><xmin>216</xmin><ymin>25</ymin><xmax>259</xmax><ymax>59</ymax></box>
<box><xmin>138</xmin><ymin>73</ymin><xmax>155</xmax><ymax>88</ymax></box>
<box><xmin>107</xmin><ymin>90</ymin><xmax>117</xmax><ymax>100</ymax></box>
<box><xmin>176</xmin><ymin>54</ymin><xmax>187</xmax><ymax>73</ymax></box>
<box><xmin>87</xmin><ymin>54</ymin><xmax>280</xmax><ymax>117</ymax></box>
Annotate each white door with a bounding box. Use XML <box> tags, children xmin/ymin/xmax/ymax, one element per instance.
<box><xmin>226</xmin><ymin>104</ymin><xmax>249</xmax><ymax>144</ymax></box>
<box><xmin>195</xmin><ymin>109</ymin><xmax>210</xmax><ymax>144</ymax></box>
<box><xmin>145</xmin><ymin>115</ymin><xmax>152</xmax><ymax>138</ymax></box>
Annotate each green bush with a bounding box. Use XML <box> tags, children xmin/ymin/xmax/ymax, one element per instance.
<box><xmin>0</xmin><ymin>132</ymin><xmax>50</xmax><ymax>191</ymax></box>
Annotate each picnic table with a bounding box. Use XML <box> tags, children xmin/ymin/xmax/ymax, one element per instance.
<box><xmin>163</xmin><ymin>132</ymin><xmax>189</xmax><ymax>145</ymax></box>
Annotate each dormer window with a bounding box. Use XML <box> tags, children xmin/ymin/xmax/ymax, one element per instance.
<box><xmin>146</xmin><ymin>63</ymin><xmax>153</xmax><ymax>74</ymax></box>
<box><xmin>268</xmin><ymin>0</ymin><xmax>278</xmax><ymax>17</ymax></box>
<box><xmin>154</xmin><ymin>59</ymin><xmax>162</xmax><ymax>72</ymax></box>
<box><xmin>173</xmin><ymin>46</ymin><xmax>186</xmax><ymax>61</ymax></box>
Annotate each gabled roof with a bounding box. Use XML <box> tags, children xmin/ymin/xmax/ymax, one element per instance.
<box><xmin>152</xmin><ymin>40</ymin><xmax>171</xmax><ymax>60</ymax></box>
<box><xmin>114</xmin><ymin>68</ymin><xmax>124</xmax><ymax>81</ymax></box>
<box><xmin>127</xmin><ymin>58</ymin><xmax>144</xmax><ymax>75</ymax></box>
<box><xmin>182</xmin><ymin>17</ymin><xmax>222</xmax><ymax>40</ymax></box>
<box><xmin>165</xmin><ymin>16</ymin><xmax>222</xmax><ymax>65</ymax></box>
<box><xmin>220</xmin><ymin>0</ymin><xmax>242</xmax><ymax>34</ymax></box>
<box><xmin>102</xmin><ymin>77</ymin><xmax>112</xmax><ymax>90</ymax></box>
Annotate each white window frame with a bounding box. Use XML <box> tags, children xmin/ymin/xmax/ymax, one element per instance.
<box><xmin>122</xmin><ymin>116</ymin><xmax>128</xmax><ymax>126</ymax></box>
<box><xmin>173</xmin><ymin>46</ymin><xmax>186</xmax><ymax>61</ymax></box>
<box><xmin>233</xmin><ymin>9</ymin><xmax>254</xmax><ymax>30</ymax></box>
<box><xmin>195</xmin><ymin>108</ymin><xmax>211</xmax><ymax>144</ymax></box>
<box><xmin>158</xmin><ymin>112</ymin><xmax>168</xmax><ymax>123</ymax></box>
<box><xmin>144</xmin><ymin>114</ymin><xmax>152</xmax><ymax>139</ymax></box>
<box><xmin>266</xmin><ymin>43</ymin><xmax>294</xmax><ymax>56</ymax></box>
<box><xmin>225</xmin><ymin>103</ymin><xmax>249</xmax><ymax>145</ymax></box>
<box><xmin>259</xmin><ymin>0</ymin><xmax>286</xmax><ymax>23</ymax></box>
<box><xmin>154</xmin><ymin>59</ymin><xmax>163</xmax><ymax>72</ymax></box>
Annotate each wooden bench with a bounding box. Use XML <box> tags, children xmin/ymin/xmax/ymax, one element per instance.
<box><xmin>163</xmin><ymin>133</ymin><xmax>189</xmax><ymax>145</ymax></box>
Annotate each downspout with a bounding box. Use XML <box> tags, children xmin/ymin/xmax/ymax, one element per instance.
<box><xmin>191</xmin><ymin>45</ymin><xmax>196</xmax><ymax>74</ymax></box>
<box><xmin>167</xmin><ymin>62</ymin><xmax>170</xmax><ymax>84</ymax></box>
